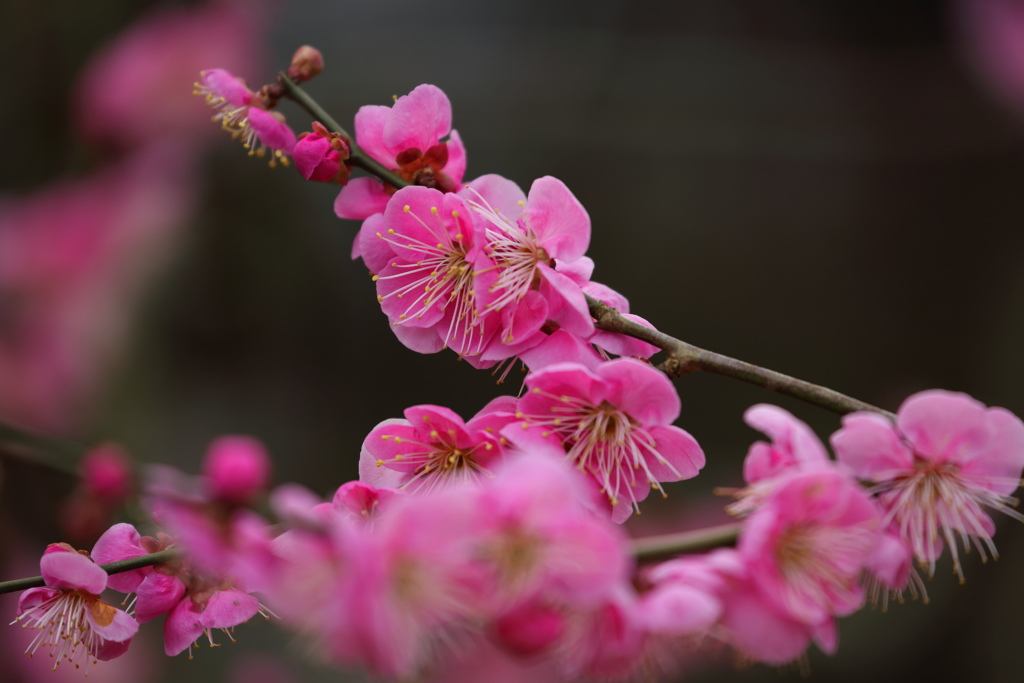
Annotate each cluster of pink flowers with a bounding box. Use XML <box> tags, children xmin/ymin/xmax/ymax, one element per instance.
<box><xmin>12</xmin><ymin>388</ymin><xmax>1022</xmax><ymax>679</ymax></box>
<box><xmin>8</xmin><ymin>46</ymin><xmax>1024</xmax><ymax>683</ymax></box>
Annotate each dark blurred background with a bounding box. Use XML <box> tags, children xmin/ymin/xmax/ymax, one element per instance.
<box><xmin>2</xmin><ymin>0</ymin><xmax>1024</xmax><ymax>681</ymax></box>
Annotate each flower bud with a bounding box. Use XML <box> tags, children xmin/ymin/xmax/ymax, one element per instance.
<box><xmin>202</xmin><ymin>436</ymin><xmax>271</xmax><ymax>506</ymax></box>
<box><xmin>294</xmin><ymin>121</ymin><xmax>351</xmax><ymax>183</ymax></box>
<box><xmin>287</xmin><ymin>45</ymin><xmax>324</xmax><ymax>82</ymax></box>
<box><xmin>81</xmin><ymin>443</ymin><xmax>133</xmax><ymax>503</ymax></box>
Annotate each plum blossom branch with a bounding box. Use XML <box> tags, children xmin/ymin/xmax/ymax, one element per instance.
<box><xmin>0</xmin><ymin>420</ymin><xmax>83</xmax><ymax>477</ymax></box>
<box><xmin>0</xmin><ymin>548</ymin><xmax>179</xmax><ymax>596</ymax></box>
<box><xmin>278</xmin><ymin>73</ymin><xmax>410</xmax><ymax>189</ymax></box>
<box><xmin>586</xmin><ymin>295</ymin><xmax>895</xmax><ymax>419</ymax></box>
<box><xmin>631</xmin><ymin>522</ymin><xmax>741</xmax><ymax>562</ymax></box>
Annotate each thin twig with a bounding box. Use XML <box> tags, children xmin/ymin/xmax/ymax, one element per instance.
<box><xmin>587</xmin><ymin>295</ymin><xmax>894</xmax><ymax>419</ymax></box>
<box><xmin>631</xmin><ymin>522</ymin><xmax>742</xmax><ymax>562</ymax></box>
<box><xmin>0</xmin><ymin>549</ymin><xmax>180</xmax><ymax>596</ymax></box>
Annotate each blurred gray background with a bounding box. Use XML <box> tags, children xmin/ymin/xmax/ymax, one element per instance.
<box><xmin>3</xmin><ymin>0</ymin><xmax>1024</xmax><ymax>681</ymax></box>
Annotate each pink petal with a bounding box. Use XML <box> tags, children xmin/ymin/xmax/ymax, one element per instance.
<box><xmin>93</xmin><ymin>636</ymin><xmax>133</xmax><ymax>661</ymax></box>
<box><xmin>135</xmin><ymin>572</ymin><xmax>187</xmax><ymax>623</ymax></box>
<box><xmin>353</xmin><ymin>105</ymin><xmax>393</xmax><ymax>165</ymax></box>
<box><xmin>200</xmin><ymin>69</ymin><xmax>251</xmax><ymax>107</ymax></box>
<box><xmin>896</xmin><ymin>390</ymin><xmax>989</xmax><ymax>464</ymax></box>
<box><xmin>351</xmin><ymin>212</ymin><xmax>394</xmax><ymax>272</ymax></box>
<box><xmin>40</xmin><ymin>549</ymin><xmax>107</xmax><ymax>595</ymax></box>
<box><xmin>589</xmin><ymin>313</ymin><xmax>660</xmax><ymax>359</ymax></box>
<box><xmin>641</xmin><ymin>583</ymin><xmax>721</xmax><ymax>634</ymax></box>
<box><xmin>91</xmin><ymin>523</ymin><xmax>150</xmax><ymax>593</ymax></box>
<box><xmin>525</xmin><ymin>176</ymin><xmax>590</xmax><ymax>262</ymax></box>
<box><xmin>202</xmin><ymin>435</ymin><xmax>271</xmax><ymax>505</ymax></box>
<box><xmin>247</xmin><ymin>107</ymin><xmax>296</xmax><ymax>154</ymax></box>
<box><xmin>383</xmin><ymin>84</ymin><xmax>452</xmax><ymax>151</ymax></box>
<box><xmin>336</xmin><ymin>178</ymin><xmax>391</xmax><ymax>221</ymax></box>
<box><xmin>84</xmin><ymin>599</ymin><xmax>139</xmax><ymax>642</ymax></box>
<box><xmin>964</xmin><ymin>406</ymin><xmax>1024</xmax><ymax>495</ymax></box>
<box><xmin>200</xmin><ymin>589</ymin><xmax>260</xmax><ymax>629</ymax></box>
<box><xmin>831</xmin><ymin>412</ymin><xmax>913</xmax><ymax>481</ymax></box>
<box><xmin>519</xmin><ymin>329</ymin><xmax>604</xmax><ymax>373</ymax></box>
<box><xmin>557</xmin><ymin>256</ymin><xmax>595</xmax><ymax>285</ymax></box>
<box><xmin>597</xmin><ymin>358</ymin><xmax>680</xmax><ymax>426</ymax></box>
<box><xmin>460</xmin><ymin>173</ymin><xmax>526</xmax><ymax>222</ymax></box>
<box><xmin>391</xmin><ymin>321</ymin><xmax>446</xmax><ymax>354</ymax></box>
<box><xmin>537</xmin><ymin>263</ymin><xmax>594</xmax><ymax>338</ymax></box>
<box><xmin>163</xmin><ymin>597</ymin><xmax>204</xmax><ymax>656</ymax></box>
<box><xmin>445</xmin><ymin>129</ymin><xmax>467</xmax><ymax>183</ymax></box>
<box><xmin>743</xmin><ymin>404</ymin><xmax>829</xmax><ymax>483</ymax></box>
<box><xmin>645</xmin><ymin>425</ymin><xmax>706</xmax><ymax>481</ymax></box>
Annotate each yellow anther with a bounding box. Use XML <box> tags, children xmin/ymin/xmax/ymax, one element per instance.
<box><xmin>521</xmin><ymin>423</ymin><xmax>530</xmax><ymax>430</ymax></box>
<box><xmin>388</xmin><ymin>229</ymin><xmax>395</xmax><ymax>235</ymax></box>
<box><xmin>430</xmin><ymin>207</ymin><xmax>438</xmax><ymax>215</ymax></box>
<box><xmin>452</xmin><ymin>210</ymin><xmax>460</xmax><ymax>217</ymax></box>
<box><xmin>382</xmin><ymin>435</ymin><xmax>390</xmax><ymax>440</ymax></box>
<box><xmin>484</xmin><ymin>443</ymin><xmax>493</xmax><ymax>450</ymax></box>
<box><xmin>430</xmin><ymin>430</ymin><xmax>439</xmax><ymax>439</ymax></box>
<box><xmin>375</xmin><ymin>459</ymin><xmax>385</xmax><ymax>467</ymax></box>
<box><xmin>403</xmin><ymin>205</ymin><xmax>411</xmax><ymax>212</ymax></box>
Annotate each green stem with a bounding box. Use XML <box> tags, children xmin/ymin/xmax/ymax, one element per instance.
<box><xmin>631</xmin><ymin>522</ymin><xmax>741</xmax><ymax>562</ymax></box>
<box><xmin>587</xmin><ymin>295</ymin><xmax>894</xmax><ymax>419</ymax></box>
<box><xmin>0</xmin><ymin>421</ymin><xmax>84</xmax><ymax>477</ymax></box>
<box><xmin>0</xmin><ymin>549</ymin><xmax>180</xmax><ymax>596</ymax></box>
<box><xmin>277</xmin><ymin>73</ymin><xmax>410</xmax><ymax>189</ymax></box>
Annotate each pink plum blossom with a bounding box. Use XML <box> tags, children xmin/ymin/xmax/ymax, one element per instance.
<box><xmin>359</xmin><ymin>398</ymin><xmax>518</xmax><ymax>492</ymax></box>
<box><xmin>511</xmin><ymin>358</ymin><xmax>705</xmax><ymax>522</ymax></box>
<box><xmin>194</xmin><ymin>68</ymin><xmax>296</xmax><ymax>165</ymax></box>
<box><xmin>462</xmin><ymin>174</ymin><xmax>595</xmax><ymax>360</ymax></box>
<box><xmin>336</xmin><ymin>84</ymin><xmax>467</xmax><ymax>225</ymax></box>
<box><xmin>367</xmin><ymin>185</ymin><xmax>500</xmax><ymax>357</ymax></box>
<box><xmin>727</xmin><ymin>404</ymin><xmax>831</xmax><ymax>517</ymax></box>
<box><xmin>11</xmin><ymin>544</ymin><xmax>138</xmax><ymax>671</ymax></box>
<box><xmin>739</xmin><ymin>468</ymin><xmax>882</xmax><ymax>625</ymax></box>
<box><xmin>91</xmin><ymin>524</ymin><xmax>266</xmax><ymax>657</ymax></box>
<box><xmin>831</xmin><ymin>389</ymin><xmax>1024</xmax><ymax>580</ymax></box>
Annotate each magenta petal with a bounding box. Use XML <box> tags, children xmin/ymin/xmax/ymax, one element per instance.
<box><xmin>383</xmin><ymin>84</ymin><xmax>452</xmax><ymax>151</ymax></box>
<box><xmin>597</xmin><ymin>358</ymin><xmax>680</xmax><ymax>425</ymax></box>
<box><xmin>538</xmin><ymin>263</ymin><xmax>593</xmax><ymax>337</ymax></box>
<box><xmin>645</xmin><ymin>425</ymin><xmax>705</xmax><ymax>481</ymax></box>
<box><xmin>40</xmin><ymin>550</ymin><xmax>107</xmax><ymax>595</ymax></box>
<box><xmin>519</xmin><ymin>329</ymin><xmax>603</xmax><ymax>372</ymax></box>
<box><xmin>336</xmin><ymin>178</ymin><xmax>390</xmax><ymax>221</ymax></box>
<box><xmin>831</xmin><ymin>412</ymin><xmax>913</xmax><ymax>480</ymax></box>
<box><xmin>744</xmin><ymin>404</ymin><xmax>829</xmax><ymax>483</ymax></box>
<box><xmin>590</xmin><ymin>313</ymin><xmax>660</xmax><ymax>359</ymax></box>
<box><xmin>200</xmin><ymin>589</ymin><xmax>260</xmax><ymax>629</ymax></box>
<box><xmin>135</xmin><ymin>573</ymin><xmax>187</xmax><ymax>623</ymax></box>
<box><xmin>392</xmin><ymin>321</ymin><xmax>446</xmax><ymax>354</ymax></box>
<box><xmin>353</xmin><ymin>104</ymin><xmax>393</xmax><ymax>165</ymax></box>
<box><xmin>558</xmin><ymin>255</ymin><xmax>595</xmax><ymax>285</ymax></box>
<box><xmin>200</xmin><ymin>69</ymin><xmax>251</xmax><ymax>107</ymax></box>
<box><xmin>897</xmin><ymin>390</ymin><xmax>989</xmax><ymax>463</ymax></box>
<box><xmin>85</xmin><ymin>600</ymin><xmax>139</xmax><ymax>642</ymax></box>
<box><xmin>17</xmin><ymin>587</ymin><xmax>59</xmax><ymax>614</ymax></box>
<box><xmin>460</xmin><ymin>173</ymin><xmax>526</xmax><ymax>221</ymax></box>
<box><xmin>91</xmin><ymin>523</ymin><xmax>150</xmax><ymax>593</ymax></box>
<box><xmin>93</xmin><ymin>636</ymin><xmax>133</xmax><ymax>661</ymax></box>
<box><xmin>965</xmin><ymin>406</ymin><xmax>1024</xmax><ymax>495</ymax></box>
<box><xmin>445</xmin><ymin>129</ymin><xmax>467</xmax><ymax>183</ymax></box>
<box><xmin>247</xmin><ymin>107</ymin><xmax>296</xmax><ymax>154</ymax></box>
<box><xmin>163</xmin><ymin>597</ymin><xmax>204</xmax><ymax>656</ymax></box>
<box><xmin>641</xmin><ymin>584</ymin><xmax>721</xmax><ymax>634</ymax></box>
<box><xmin>525</xmin><ymin>176</ymin><xmax>591</xmax><ymax>262</ymax></box>
<box><xmin>351</xmin><ymin>212</ymin><xmax>394</xmax><ymax>272</ymax></box>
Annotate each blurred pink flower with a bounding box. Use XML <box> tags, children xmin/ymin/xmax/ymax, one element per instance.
<box><xmin>831</xmin><ymin>389</ymin><xmax>1024</xmax><ymax>580</ymax></box>
<box><xmin>74</xmin><ymin>0</ymin><xmax>267</xmax><ymax>149</ymax></box>
<box><xmin>956</xmin><ymin>0</ymin><xmax>1024</xmax><ymax>116</ymax></box>
<box><xmin>0</xmin><ymin>143</ymin><xmax>195</xmax><ymax>434</ymax></box>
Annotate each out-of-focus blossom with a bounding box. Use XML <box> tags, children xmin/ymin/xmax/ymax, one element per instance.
<box><xmin>11</xmin><ymin>544</ymin><xmax>138</xmax><ymax>671</ymax></box>
<box><xmin>957</xmin><ymin>0</ymin><xmax>1024</xmax><ymax>116</ymax></box>
<box><xmin>59</xmin><ymin>443</ymin><xmax>135</xmax><ymax>545</ymax></box>
<box><xmin>0</xmin><ymin>143</ymin><xmax>195</xmax><ymax>434</ymax></box>
<box><xmin>511</xmin><ymin>358</ymin><xmax>705</xmax><ymax>522</ymax></box>
<box><xmin>75</xmin><ymin>1</ymin><xmax>266</xmax><ymax>149</ymax></box>
<box><xmin>831</xmin><ymin>389</ymin><xmax>1024</xmax><ymax>580</ymax></box>
<box><xmin>202</xmin><ymin>436</ymin><xmax>271</xmax><ymax>507</ymax></box>
<box><xmin>287</xmin><ymin>45</ymin><xmax>324</xmax><ymax>83</ymax></box>
<box><xmin>91</xmin><ymin>523</ymin><xmax>267</xmax><ymax>657</ymax></box>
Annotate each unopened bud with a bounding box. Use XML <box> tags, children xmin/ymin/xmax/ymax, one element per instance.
<box><xmin>288</xmin><ymin>45</ymin><xmax>324</xmax><ymax>83</ymax></box>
